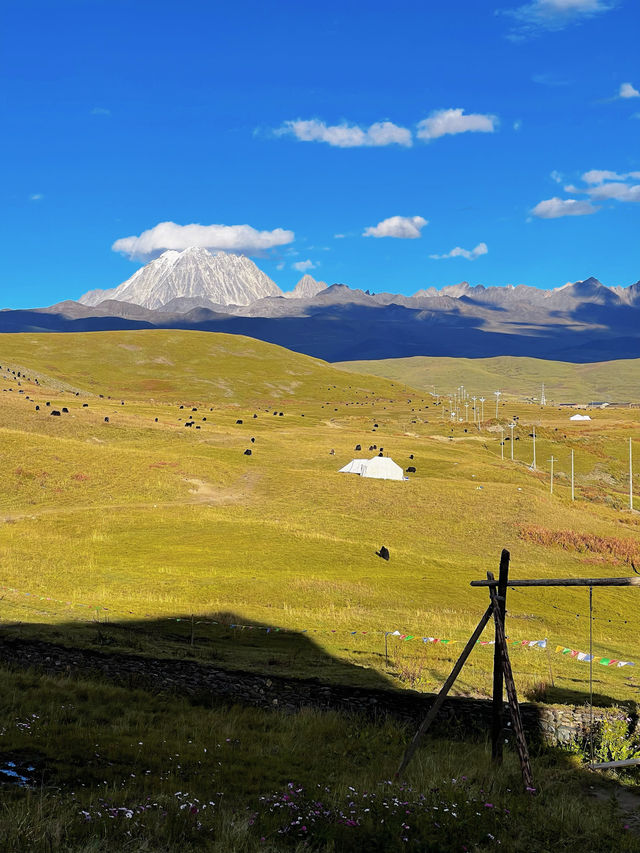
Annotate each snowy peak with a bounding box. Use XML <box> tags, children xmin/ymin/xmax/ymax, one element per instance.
<box><xmin>283</xmin><ymin>274</ymin><xmax>328</xmax><ymax>299</ymax></box>
<box><xmin>79</xmin><ymin>247</ymin><xmax>283</xmax><ymax>309</ymax></box>
<box><xmin>438</xmin><ymin>281</ymin><xmax>479</xmax><ymax>299</ymax></box>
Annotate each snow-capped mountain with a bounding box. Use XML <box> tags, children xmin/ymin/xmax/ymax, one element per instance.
<box><xmin>79</xmin><ymin>247</ymin><xmax>283</xmax><ymax>309</ymax></box>
<box><xmin>283</xmin><ymin>274</ymin><xmax>328</xmax><ymax>299</ymax></box>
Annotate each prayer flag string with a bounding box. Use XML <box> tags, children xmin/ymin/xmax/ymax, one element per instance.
<box><xmin>0</xmin><ymin>583</ymin><xmax>635</xmax><ymax>668</ymax></box>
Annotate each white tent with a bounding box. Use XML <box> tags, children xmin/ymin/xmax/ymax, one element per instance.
<box><xmin>338</xmin><ymin>458</ymin><xmax>368</xmax><ymax>474</ymax></box>
<box><xmin>570</xmin><ymin>414</ymin><xmax>591</xmax><ymax>421</ymax></box>
<box><xmin>339</xmin><ymin>456</ymin><xmax>406</xmax><ymax>481</ymax></box>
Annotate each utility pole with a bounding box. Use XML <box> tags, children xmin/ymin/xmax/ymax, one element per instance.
<box><xmin>480</xmin><ymin>397</ymin><xmax>485</xmax><ymax>425</ymax></box>
<box><xmin>509</xmin><ymin>422</ymin><xmax>515</xmax><ymax>461</ymax></box>
<box><xmin>465</xmin><ymin>401</ymin><xmax>469</xmax><ymax>421</ymax></box>
<box><xmin>500</xmin><ymin>428</ymin><xmax>504</xmax><ymax>461</ymax></box>
<box><xmin>472</xmin><ymin>396</ymin><xmax>477</xmax><ymax>423</ymax></box>
<box><xmin>630</xmin><ymin>437</ymin><xmax>634</xmax><ymax>512</ymax></box>
<box><xmin>494</xmin><ymin>390</ymin><xmax>501</xmax><ymax>419</ymax></box>
<box><xmin>532</xmin><ymin>425</ymin><xmax>536</xmax><ymax>471</ymax></box>
<box><xmin>541</xmin><ymin>383</ymin><xmax>546</xmax><ymax>407</ymax></box>
<box><xmin>571</xmin><ymin>449</ymin><xmax>575</xmax><ymax>501</ymax></box>
<box><xmin>550</xmin><ymin>455</ymin><xmax>554</xmax><ymax>494</ymax></box>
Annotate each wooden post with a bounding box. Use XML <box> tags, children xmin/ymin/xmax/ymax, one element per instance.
<box><xmin>471</xmin><ymin>576</ymin><xmax>640</xmax><ymax>588</ymax></box>
<box><xmin>630</xmin><ymin>437</ymin><xmax>633</xmax><ymax>512</ymax></box>
<box><xmin>491</xmin><ymin>550</ymin><xmax>510</xmax><ymax>765</ymax></box>
<box><xmin>487</xmin><ymin>572</ymin><xmax>535</xmax><ymax>792</ymax></box>
<box><xmin>396</xmin><ymin>603</ymin><xmax>494</xmax><ymax>778</ymax></box>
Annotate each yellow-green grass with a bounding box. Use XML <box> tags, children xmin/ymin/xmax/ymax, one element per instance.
<box><xmin>3</xmin><ymin>666</ymin><xmax>637</xmax><ymax>853</ymax></box>
<box><xmin>0</xmin><ymin>331</ymin><xmax>639</xmax><ymax>709</ymax></box>
<box><xmin>335</xmin><ymin>354</ymin><xmax>640</xmax><ymax>403</ymax></box>
<box><xmin>0</xmin><ymin>329</ymin><xmax>407</xmax><ymax>404</ymax></box>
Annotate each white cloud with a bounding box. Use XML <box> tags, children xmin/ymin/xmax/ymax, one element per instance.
<box><xmin>581</xmin><ymin>169</ymin><xmax>627</xmax><ymax>184</ymax></box>
<box><xmin>619</xmin><ymin>82</ymin><xmax>640</xmax><ymax>99</ymax></box>
<box><xmin>416</xmin><ymin>108</ymin><xmax>497</xmax><ymax>141</ymax></box>
<box><xmin>112</xmin><ymin>221</ymin><xmax>295</xmax><ymax>261</ymax></box>
<box><xmin>587</xmin><ymin>182</ymin><xmax>640</xmax><ymax>202</ymax></box>
<box><xmin>430</xmin><ymin>242</ymin><xmax>488</xmax><ymax>261</ymax></box>
<box><xmin>333</xmin><ymin>233</ymin><xmax>346</xmax><ymax>239</ymax></box>
<box><xmin>502</xmin><ymin>0</ymin><xmax>615</xmax><ymax>37</ymax></box>
<box><xmin>274</xmin><ymin>112</ymin><xmax>499</xmax><ymax>147</ymax></box>
<box><xmin>572</xmin><ymin>170</ymin><xmax>640</xmax><ymax>203</ymax></box>
<box><xmin>513</xmin><ymin>119</ymin><xmax>523</xmax><ymax>131</ymax></box>
<box><xmin>276</xmin><ymin>119</ymin><xmax>412</xmax><ymax>148</ymax></box>
<box><xmin>531</xmin><ymin>197</ymin><xmax>599</xmax><ymax>218</ymax></box>
<box><xmin>91</xmin><ymin>107</ymin><xmax>111</xmax><ymax>116</ymax></box>
<box><xmin>292</xmin><ymin>259</ymin><xmax>317</xmax><ymax>272</ymax></box>
<box><xmin>550</xmin><ymin>170</ymin><xmax>563</xmax><ymax>183</ymax></box>
<box><xmin>363</xmin><ymin>215</ymin><xmax>428</xmax><ymax>239</ymax></box>
<box><xmin>29</xmin><ymin>193</ymin><xmax>43</xmax><ymax>201</ymax></box>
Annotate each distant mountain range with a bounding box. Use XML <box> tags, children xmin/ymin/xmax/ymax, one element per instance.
<box><xmin>3</xmin><ymin>247</ymin><xmax>640</xmax><ymax>363</ymax></box>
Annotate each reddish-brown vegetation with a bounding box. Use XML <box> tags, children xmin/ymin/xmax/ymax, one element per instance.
<box><xmin>520</xmin><ymin>524</ymin><xmax>640</xmax><ymax>567</ymax></box>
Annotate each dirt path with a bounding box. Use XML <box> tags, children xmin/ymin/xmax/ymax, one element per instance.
<box><xmin>0</xmin><ymin>473</ymin><xmax>259</xmax><ymax>524</ymax></box>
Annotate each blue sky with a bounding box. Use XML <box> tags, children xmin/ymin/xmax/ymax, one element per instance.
<box><xmin>2</xmin><ymin>0</ymin><xmax>639</xmax><ymax>308</ymax></box>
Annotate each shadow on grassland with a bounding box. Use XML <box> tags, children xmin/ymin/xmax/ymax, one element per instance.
<box><xmin>0</xmin><ymin>611</ymin><xmax>637</xmax><ymax>754</ymax></box>
<box><xmin>0</xmin><ymin>609</ymin><xmax>393</xmax><ymax>691</ymax></box>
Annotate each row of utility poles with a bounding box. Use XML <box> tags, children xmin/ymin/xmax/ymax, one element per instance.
<box><xmin>499</xmin><ymin>428</ymin><xmax>634</xmax><ymax>511</ymax></box>
<box><xmin>434</xmin><ymin>385</ymin><xmax>634</xmax><ymax>510</ymax></box>
<box><xmin>441</xmin><ymin>386</ymin><xmax>502</xmax><ymax>425</ymax></box>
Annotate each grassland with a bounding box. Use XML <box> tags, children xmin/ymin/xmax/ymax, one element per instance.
<box><xmin>336</xmin><ymin>354</ymin><xmax>640</xmax><ymax>403</ymax></box>
<box><xmin>2</xmin><ymin>665</ymin><xmax>638</xmax><ymax>852</ymax></box>
<box><xmin>0</xmin><ymin>330</ymin><xmax>639</xmax><ymax>849</ymax></box>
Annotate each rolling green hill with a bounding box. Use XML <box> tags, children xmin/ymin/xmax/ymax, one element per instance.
<box><xmin>0</xmin><ymin>329</ymin><xmax>638</xmax><ymax>702</ymax></box>
<box><xmin>0</xmin><ymin>329</ymin><xmax>407</xmax><ymax>404</ymax></box>
<box><xmin>336</xmin><ymin>354</ymin><xmax>640</xmax><ymax>403</ymax></box>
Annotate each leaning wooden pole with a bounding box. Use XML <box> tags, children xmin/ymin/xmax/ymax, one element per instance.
<box><xmin>491</xmin><ymin>549</ymin><xmax>510</xmax><ymax>765</ymax></box>
<box><xmin>396</xmin><ymin>603</ymin><xmax>494</xmax><ymax>778</ymax></box>
<box><xmin>487</xmin><ymin>572</ymin><xmax>535</xmax><ymax>791</ymax></box>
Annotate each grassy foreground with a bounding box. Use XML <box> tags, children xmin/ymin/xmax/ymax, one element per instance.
<box><xmin>1</xmin><ymin>665</ymin><xmax>638</xmax><ymax>852</ymax></box>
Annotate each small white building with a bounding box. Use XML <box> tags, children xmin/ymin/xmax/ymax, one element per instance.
<box><xmin>570</xmin><ymin>414</ymin><xmax>592</xmax><ymax>421</ymax></box>
<box><xmin>339</xmin><ymin>456</ymin><xmax>406</xmax><ymax>481</ymax></box>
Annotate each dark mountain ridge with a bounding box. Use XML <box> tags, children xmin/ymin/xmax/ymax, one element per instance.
<box><xmin>4</xmin><ymin>277</ymin><xmax>640</xmax><ymax>363</ymax></box>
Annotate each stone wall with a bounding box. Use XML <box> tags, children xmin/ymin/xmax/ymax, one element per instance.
<box><xmin>0</xmin><ymin>636</ymin><xmax>635</xmax><ymax>748</ymax></box>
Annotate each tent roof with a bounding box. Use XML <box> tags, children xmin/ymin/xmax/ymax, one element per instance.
<box><xmin>338</xmin><ymin>458</ymin><xmax>368</xmax><ymax>474</ymax></box>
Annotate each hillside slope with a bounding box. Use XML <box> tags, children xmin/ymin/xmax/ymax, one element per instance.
<box><xmin>336</xmin><ymin>354</ymin><xmax>640</xmax><ymax>403</ymax></box>
<box><xmin>0</xmin><ymin>329</ymin><xmax>407</xmax><ymax>403</ymax></box>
